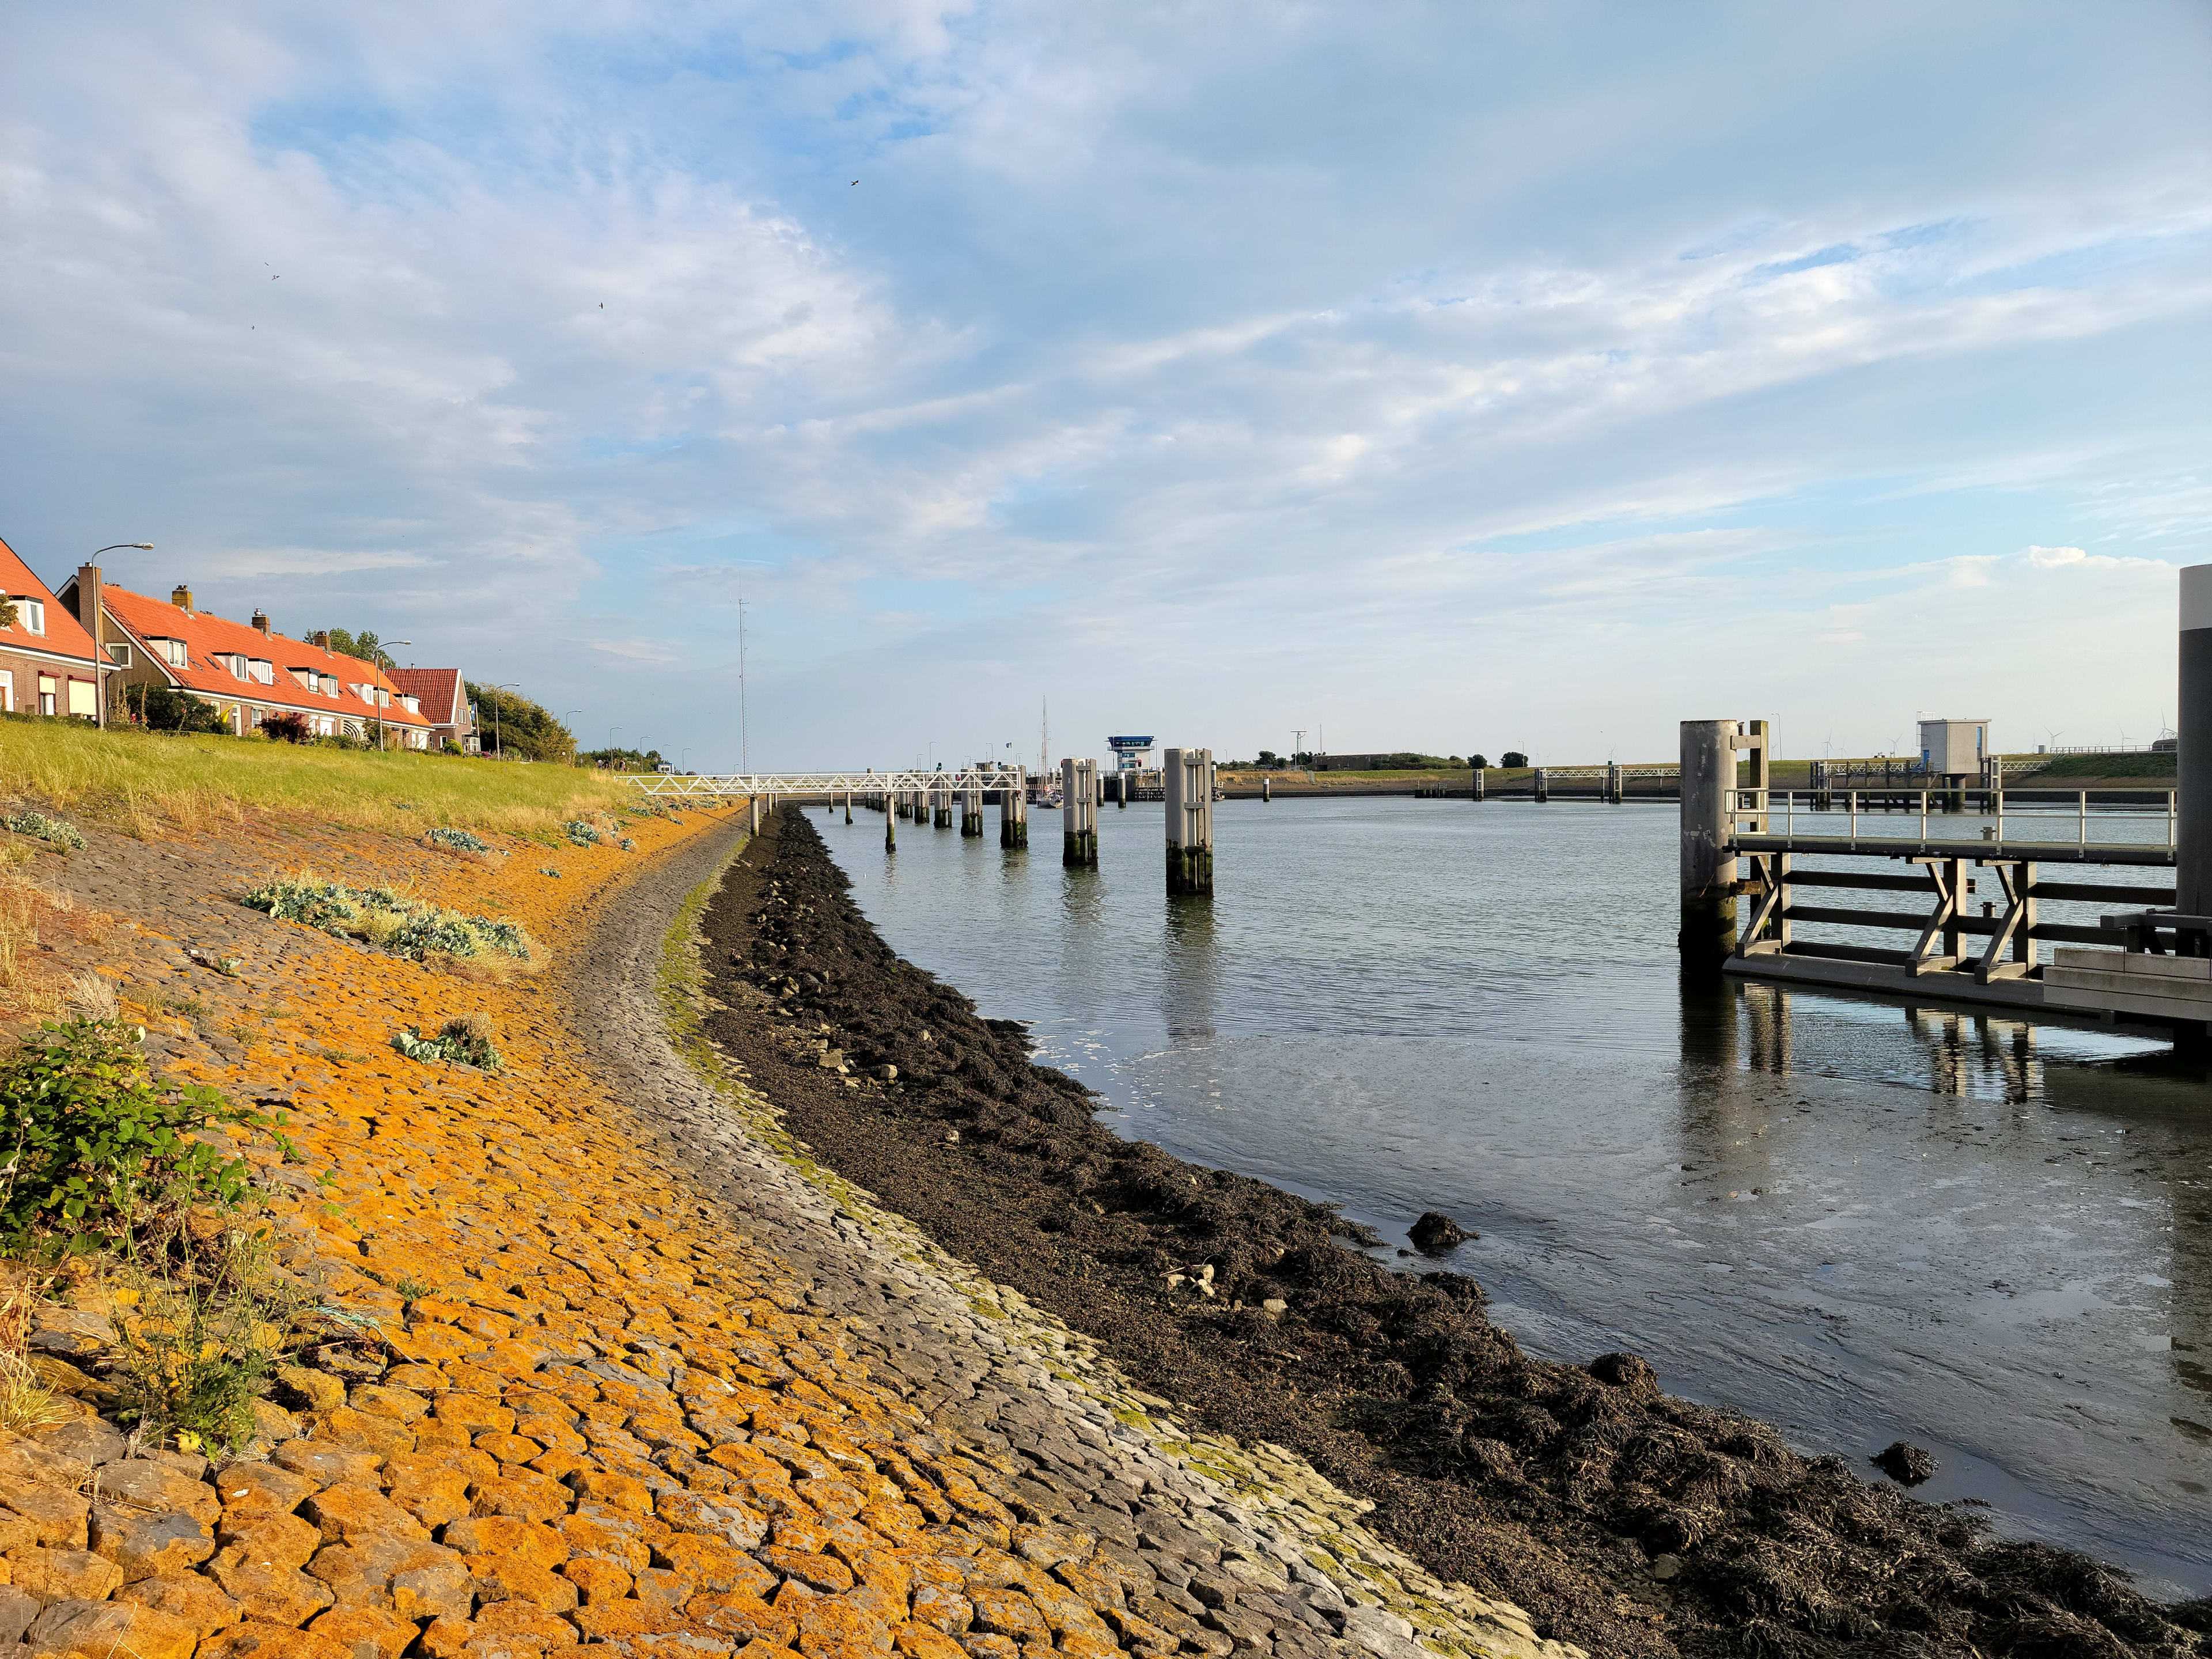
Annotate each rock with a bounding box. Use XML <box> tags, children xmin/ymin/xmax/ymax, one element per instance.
<box><xmin>214</xmin><ymin>1461</ymin><xmax>322</xmax><ymax>1521</ymax></box>
<box><xmin>3</xmin><ymin>1482</ymin><xmax>92</xmax><ymax>1548</ymax></box>
<box><xmin>89</xmin><ymin>1506</ymin><xmax>216</xmax><ymax>1582</ymax></box>
<box><xmin>0</xmin><ymin>1586</ymin><xmax>39</xmax><ymax>1645</ymax></box>
<box><xmin>26</xmin><ymin>1598</ymin><xmax>200</xmax><ymax>1659</ymax></box>
<box><xmin>10</xmin><ymin>1548</ymin><xmax>126</xmax><ymax>1605</ymax></box>
<box><xmin>210</xmin><ymin>1550</ymin><xmax>339</xmax><ymax>1625</ymax></box>
<box><xmin>113</xmin><ymin>1574</ymin><xmax>245</xmax><ymax>1638</ymax></box>
<box><xmin>1647</xmin><ymin>1554</ymin><xmax>1681</xmax><ymax>1581</ymax></box>
<box><xmin>305</xmin><ymin>1605</ymin><xmax>419</xmax><ymax>1659</ymax></box>
<box><xmin>275</xmin><ymin>1366</ymin><xmax>347</xmax><ymax>1415</ymax></box>
<box><xmin>1260</xmin><ymin>1300</ymin><xmax>1288</xmax><ymax>1315</ymax></box>
<box><xmin>873</xmin><ymin>1065</ymin><xmax>897</xmax><ymax>1082</ymax></box>
<box><xmin>1406</xmin><ymin>1213</ymin><xmax>1472</xmax><ymax>1253</ymax></box>
<box><xmin>36</xmin><ymin>1420</ymin><xmax>126</xmax><ymax>1468</ymax></box>
<box><xmin>96</xmin><ymin>1459</ymin><xmax>221</xmax><ymax>1527</ymax></box>
<box><xmin>271</xmin><ymin>1444</ymin><xmax>382</xmax><ymax>1488</ymax></box>
<box><xmin>1871</xmin><ymin>1441</ymin><xmax>1938</xmax><ymax>1486</ymax></box>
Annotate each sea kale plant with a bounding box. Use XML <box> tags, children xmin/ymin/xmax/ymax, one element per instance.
<box><xmin>426</xmin><ymin>827</ymin><xmax>491</xmax><ymax>854</ymax></box>
<box><xmin>392</xmin><ymin>1014</ymin><xmax>502</xmax><ymax>1070</ymax></box>
<box><xmin>242</xmin><ymin>875</ymin><xmax>532</xmax><ymax>963</ymax></box>
<box><xmin>2</xmin><ymin>810</ymin><xmax>86</xmax><ymax>853</ymax></box>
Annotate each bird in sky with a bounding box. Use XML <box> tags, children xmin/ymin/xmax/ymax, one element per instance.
<box><xmin>851</xmin><ymin>180</ymin><xmax>858</xmax><ymax>185</ymax></box>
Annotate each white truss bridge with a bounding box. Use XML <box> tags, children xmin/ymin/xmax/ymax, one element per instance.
<box><xmin>626</xmin><ymin>768</ymin><xmax>1022</xmax><ymax>800</ymax></box>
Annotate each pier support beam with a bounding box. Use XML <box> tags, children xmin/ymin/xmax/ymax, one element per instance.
<box><xmin>1605</xmin><ymin>762</ymin><xmax>1622</xmax><ymax>804</ymax></box>
<box><xmin>1062</xmin><ymin>759</ymin><xmax>1098</xmax><ymax>866</ymax></box>
<box><xmin>961</xmin><ymin>784</ymin><xmax>984</xmax><ymax>837</ymax></box>
<box><xmin>884</xmin><ymin>794</ymin><xmax>895</xmax><ymax>853</ymax></box>
<box><xmin>2184</xmin><ymin>565</ymin><xmax>2212</xmax><ymax>917</ymax></box>
<box><xmin>1472</xmin><ymin>765</ymin><xmax>1484</xmax><ymax>801</ymax></box>
<box><xmin>933</xmin><ymin>782</ymin><xmax>952</xmax><ymax>829</ymax></box>
<box><xmin>1680</xmin><ymin>721</ymin><xmax>1738</xmax><ymax>969</ymax></box>
<box><xmin>1533</xmin><ymin>767</ymin><xmax>1549</xmax><ymax>803</ymax></box>
<box><xmin>1001</xmin><ymin>768</ymin><xmax>1029</xmax><ymax>850</ymax></box>
<box><xmin>1164</xmin><ymin>747</ymin><xmax>1215</xmax><ymax>897</ymax></box>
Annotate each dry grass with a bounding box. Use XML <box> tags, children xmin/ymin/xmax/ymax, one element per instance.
<box><xmin>0</xmin><ymin>718</ymin><xmax>641</xmax><ymax>838</ymax></box>
<box><xmin>0</xmin><ymin>1286</ymin><xmax>70</xmax><ymax>1435</ymax></box>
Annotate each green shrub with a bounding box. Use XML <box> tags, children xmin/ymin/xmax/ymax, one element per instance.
<box><xmin>0</xmin><ymin>1020</ymin><xmax>294</xmax><ymax>1255</ymax></box>
<box><xmin>2</xmin><ymin>810</ymin><xmax>86</xmax><ymax>852</ymax></box>
<box><xmin>565</xmin><ymin>820</ymin><xmax>601</xmax><ymax>847</ymax></box>
<box><xmin>426</xmin><ymin>827</ymin><xmax>491</xmax><ymax>853</ymax></box>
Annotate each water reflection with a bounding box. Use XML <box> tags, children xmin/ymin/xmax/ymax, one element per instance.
<box><xmin>817</xmin><ymin>797</ymin><xmax>2212</xmax><ymax>1592</ymax></box>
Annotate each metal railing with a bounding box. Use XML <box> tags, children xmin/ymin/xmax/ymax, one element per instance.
<box><xmin>1728</xmin><ymin>786</ymin><xmax>2175</xmax><ymax>858</ymax></box>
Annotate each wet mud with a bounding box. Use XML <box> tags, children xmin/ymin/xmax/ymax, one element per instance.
<box><xmin>699</xmin><ymin>807</ymin><xmax>2210</xmax><ymax>1659</ymax></box>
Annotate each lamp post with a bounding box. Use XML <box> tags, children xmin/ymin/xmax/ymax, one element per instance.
<box><xmin>84</xmin><ymin>545</ymin><xmax>150</xmax><ymax>729</ymax></box>
<box><xmin>565</xmin><ymin>711</ymin><xmax>582</xmax><ymax>767</ymax></box>
<box><xmin>607</xmin><ymin>726</ymin><xmax>622</xmax><ymax>772</ymax></box>
<box><xmin>489</xmin><ymin>683</ymin><xmax>518</xmax><ymax>762</ymax></box>
<box><xmin>376</xmin><ymin>641</ymin><xmax>411</xmax><ymax>752</ymax></box>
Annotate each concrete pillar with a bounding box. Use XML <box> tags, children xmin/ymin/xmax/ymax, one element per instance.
<box><xmin>1164</xmin><ymin>747</ymin><xmax>1215</xmax><ymax>897</ymax></box>
<box><xmin>748</xmin><ymin>797</ymin><xmax>761</xmax><ymax>835</ymax></box>
<box><xmin>1811</xmin><ymin>759</ymin><xmax>1830</xmax><ymax>812</ymax></box>
<box><xmin>961</xmin><ymin>783</ymin><xmax>984</xmax><ymax>836</ymax></box>
<box><xmin>845</xmin><ymin>791</ymin><xmax>853</xmax><ymax>824</ymax></box>
<box><xmin>1001</xmin><ymin>767</ymin><xmax>1029</xmax><ymax>849</ymax></box>
<box><xmin>1680</xmin><ymin>720</ymin><xmax>1738</xmax><ymax>968</ymax></box>
<box><xmin>1261</xmin><ymin>775</ymin><xmax>1271</xmax><ymax>802</ymax></box>
<box><xmin>884</xmin><ymin>790</ymin><xmax>896</xmax><ymax>854</ymax></box>
<box><xmin>1062</xmin><ymin>759</ymin><xmax>1098</xmax><ymax>866</ymax></box>
<box><xmin>1533</xmin><ymin>767</ymin><xmax>1549</xmax><ymax>803</ymax></box>
<box><xmin>2182</xmin><ymin>566</ymin><xmax>2212</xmax><ymax>915</ymax></box>
<box><xmin>1472</xmin><ymin>766</ymin><xmax>1484</xmax><ymax>801</ymax></box>
<box><xmin>933</xmin><ymin>780</ymin><xmax>952</xmax><ymax>828</ymax></box>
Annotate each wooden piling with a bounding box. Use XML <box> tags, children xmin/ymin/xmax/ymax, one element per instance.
<box><xmin>1261</xmin><ymin>775</ymin><xmax>1271</xmax><ymax>802</ymax></box>
<box><xmin>844</xmin><ymin>791</ymin><xmax>853</xmax><ymax>824</ymax></box>
<box><xmin>1680</xmin><ymin>720</ymin><xmax>1737</xmax><ymax>968</ymax></box>
<box><xmin>884</xmin><ymin>791</ymin><xmax>896</xmax><ymax>853</ymax></box>
<box><xmin>1164</xmin><ymin>746</ymin><xmax>1215</xmax><ymax>897</ymax></box>
<box><xmin>1001</xmin><ymin>767</ymin><xmax>1029</xmax><ymax>849</ymax></box>
<box><xmin>1062</xmin><ymin>758</ymin><xmax>1098</xmax><ymax>866</ymax></box>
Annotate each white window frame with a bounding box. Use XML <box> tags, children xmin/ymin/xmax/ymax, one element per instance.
<box><xmin>107</xmin><ymin>641</ymin><xmax>131</xmax><ymax>666</ymax></box>
<box><xmin>18</xmin><ymin>600</ymin><xmax>45</xmax><ymax>637</ymax></box>
<box><xmin>164</xmin><ymin>638</ymin><xmax>187</xmax><ymax>668</ymax></box>
<box><xmin>249</xmin><ymin>658</ymin><xmax>272</xmax><ymax>685</ymax></box>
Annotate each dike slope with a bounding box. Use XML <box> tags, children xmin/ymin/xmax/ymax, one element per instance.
<box><xmin>0</xmin><ymin>798</ymin><xmax>1571</xmax><ymax>1659</ymax></box>
<box><xmin>698</xmin><ymin>806</ymin><xmax>2210</xmax><ymax>1659</ymax></box>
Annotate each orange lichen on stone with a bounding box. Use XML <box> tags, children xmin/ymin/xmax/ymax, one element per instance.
<box><xmin>0</xmin><ymin>801</ymin><xmax>1274</xmax><ymax>1659</ymax></box>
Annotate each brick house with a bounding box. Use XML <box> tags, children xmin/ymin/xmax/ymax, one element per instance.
<box><xmin>388</xmin><ymin>667</ymin><xmax>479</xmax><ymax>753</ymax></box>
<box><xmin>53</xmin><ymin>569</ymin><xmax>436</xmax><ymax>748</ymax></box>
<box><xmin>0</xmin><ymin>537</ymin><xmax>108</xmax><ymax>719</ymax></box>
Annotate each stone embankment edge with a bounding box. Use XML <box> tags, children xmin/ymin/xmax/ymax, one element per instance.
<box><xmin>647</xmin><ymin>824</ymin><xmax>1583</xmax><ymax>1659</ymax></box>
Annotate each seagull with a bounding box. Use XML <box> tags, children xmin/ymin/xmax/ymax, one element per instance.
<box><xmin>851</xmin><ymin>180</ymin><xmax>859</xmax><ymax>185</ymax></box>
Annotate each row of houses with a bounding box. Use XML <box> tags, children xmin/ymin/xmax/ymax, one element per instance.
<box><xmin>0</xmin><ymin>537</ymin><xmax>477</xmax><ymax>750</ymax></box>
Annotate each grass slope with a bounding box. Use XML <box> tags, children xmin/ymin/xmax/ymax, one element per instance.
<box><xmin>0</xmin><ymin>716</ymin><xmax>637</xmax><ymax>835</ymax></box>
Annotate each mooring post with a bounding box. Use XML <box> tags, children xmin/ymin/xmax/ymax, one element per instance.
<box><xmin>844</xmin><ymin>790</ymin><xmax>853</xmax><ymax>824</ymax></box>
<box><xmin>961</xmin><ymin>782</ymin><xmax>984</xmax><ymax>837</ymax></box>
<box><xmin>1001</xmin><ymin>767</ymin><xmax>1029</xmax><ymax>850</ymax></box>
<box><xmin>1472</xmin><ymin>765</ymin><xmax>1485</xmax><ymax>801</ymax></box>
<box><xmin>748</xmin><ymin>796</ymin><xmax>761</xmax><ymax>835</ymax></box>
<box><xmin>1606</xmin><ymin>761</ymin><xmax>1622</xmax><ymax>804</ymax></box>
<box><xmin>1680</xmin><ymin>720</ymin><xmax>1738</xmax><ymax>968</ymax></box>
<box><xmin>2181</xmin><ymin>565</ymin><xmax>2212</xmax><ymax>917</ymax></box>
<box><xmin>1062</xmin><ymin>758</ymin><xmax>1099</xmax><ymax>866</ymax></box>
<box><xmin>1533</xmin><ymin>766</ymin><xmax>1549</xmax><ymax>803</ymax></box>
<box><xmin>1164</xmin><ymin>747</ymin><xmax>1215</xmax><ymax>897</ymax></box>
<box><xmin>933</xmin><ymin>780</ymin><xmax>952</xmax><ymax>828</ymax></box>
<box><xmin>1262</xmin><ymin>774</ymin><xmax>1271</xmax><ymax>802</ymax></box>
<box><xmin>884</xmin><ymin>789</ymin><xmax>896</xmax><ymax>853</ymax></box>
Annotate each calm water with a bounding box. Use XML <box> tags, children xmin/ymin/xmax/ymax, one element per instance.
<box><xmin>816</xmin><ymin>796</ymin><xmax>2212</xmax><ymax>1597</ymax></box>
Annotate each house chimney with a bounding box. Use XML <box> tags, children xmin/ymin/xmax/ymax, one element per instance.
<box><xmin>171</xmin><ymin>584</ymin><xmax>194</xmax><ymax>611</ymax></box>
<box><xmin>75</xmin><ymin>566</ymin><xmax>106</xmax><ymax>731</ymax></box>
<box><xmin>251</xmin><ymin>609</ymin><xmax>271</xmax><ymax>635</ymax></box>
<box><xmin>313</xmin><ymin>630</ymin><xmax>330</xmax><ymax>650</ymax></box>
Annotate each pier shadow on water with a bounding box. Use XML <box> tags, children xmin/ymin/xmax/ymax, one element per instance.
<box><xmin>821</xmin><ymin>796</ymin><xmax>2212</xmax><ymax>1597</ymax></box>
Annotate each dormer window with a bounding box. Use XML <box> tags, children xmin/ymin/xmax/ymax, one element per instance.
<box><xmin>163</xmin><ymin>638</ymin><xmax>187</xmax><ymax>668</ymax></box>
<box><xmin>249</xmin><ymin>658</ymin><xmax>272</xmax><ymax>685</ymax></box>
<box><xmin>323</xmin><ymin>674</ymin><xmax>339</xmax><ymax>697</ymax></box>
<box><xmin>402</xmin><ymin>695</ymin><xmax>421</xmax><ymax>715</ymax></box>
<box><xmin>10</xmin><ymin>599</ymin><xmax>46</xmax><ymax>636</ymax></box>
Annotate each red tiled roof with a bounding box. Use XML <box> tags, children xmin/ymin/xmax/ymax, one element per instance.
<box><xmin>100</xmin><ymin>585</ymin><xmax>431</xmax><ymax>730</ymax></box>
<box><xmin>0</xmin><ymin>536</ymin><xmax>100</xmax><ymax>663</ymax></box>
<box><xmin>388</xmin><ymin>666</ymin><xmax>466</xmax><ymax>726</ymax></box>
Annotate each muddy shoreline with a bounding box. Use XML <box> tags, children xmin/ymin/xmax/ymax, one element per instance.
<box><xmin>698</xmin><ymin>806</ymin><xmax>2207</xmax><ymax>1659</ymax></box>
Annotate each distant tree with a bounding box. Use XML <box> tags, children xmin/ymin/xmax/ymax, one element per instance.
<box><xmin>1291</xmin><ymin>751</ymin><xmax>1314</xmax><ymax>768</ymax></box>
<box><xmin>1256</xmin><ymin>749</ymin><xmax>1280</xmax><ymax>768</ymax></box>
<box><xmin>318</xmin><ymin>628</ymin><xmax>398</xmax><ymax>672</ymax></box>
<box><xmin>581</xmin><ymin>747</ymin><xmax>665</xmax><ymax>772</ymax></box>
<box><xmin>262</xmin><ymin>711</ymin><xmax>312</xmax><ymax>743</ymax></box>
<box><xmin>466</xmin><ymin>683</ymin><xmax>577</xmax><ymax>763</ymax></box>
<box><xmin>1468</xmin><ymin>753</ymin><xmax>1488</xmax><ymax>769</ymax></box>
<box><xmin>1501</xmin><ymin>750</ymin><xmax>1528</xmax><ymax>768</ymax></box>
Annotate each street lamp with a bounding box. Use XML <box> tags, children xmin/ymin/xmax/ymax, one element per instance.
<box><xmin>607</xmin><ymin>726</ymin><xmax>622</xmax><ymax>772</ymax></box>
<box><xmin>84</xmin><ymin>546</ymin><xmax>150</xmax><ymax>729</ymax></box>
<box><xmin>376</xmin><ymin>642</ymin><xmax>411</xmax><ymax>752</ymax></box>
<box><xmin>565</xmin><ymin>711</ymin><xmax>582</xmax><ymax>767</ymax></box>
<box><xmin>489</xmin><ymin>683</ymin><xmax>519</xmax><ymax>761</ymax></box>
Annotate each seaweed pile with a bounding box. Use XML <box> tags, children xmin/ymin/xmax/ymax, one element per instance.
<box><xmin>700</xmin><ymin>808</ymin><xmax>2207</xmax><ymax>1659</ymax></box>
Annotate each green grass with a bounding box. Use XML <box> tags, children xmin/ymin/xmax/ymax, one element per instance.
<box><xmin>2014</xmin><ymin>751</ymin><xmax>2175</xmax><ymax>780</ymax></box>
<box><xmin>0</xmin><ymin>718</ymin><xmax>635</xmax><ymax>836</ymax></box>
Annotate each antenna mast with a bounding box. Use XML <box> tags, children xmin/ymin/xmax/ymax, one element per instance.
<box><xmin>737</xmin><ymin>590</ymin><xmax>750</xmax><ymax>774</ymax></box>
<box><xmin>1039</xmin><ymin>698</ymin><xmax>1049</xmax><ymax>782</ymax></box>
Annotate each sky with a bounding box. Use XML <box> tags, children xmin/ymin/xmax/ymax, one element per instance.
<box><xmin>3</xmin><ymin>1</ymin><xmax>2209</xmax><ymax>771</ymax></box>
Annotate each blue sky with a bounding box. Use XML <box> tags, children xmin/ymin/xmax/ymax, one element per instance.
<box><xmin>3</xmin><ymin>1</ymin><xmax>2208</xmax><ymax>768</ymax></box>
